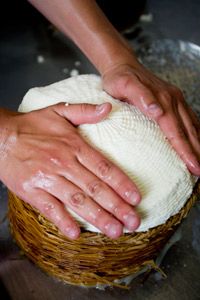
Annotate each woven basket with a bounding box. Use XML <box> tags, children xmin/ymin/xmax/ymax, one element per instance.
<box><xmin>8</xmin><ymin>181</ymin><xmax>199</xmax><ymax>288</ymax></box>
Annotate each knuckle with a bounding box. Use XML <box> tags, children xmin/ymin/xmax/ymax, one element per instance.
<box><xmin>22</xmin><ymin>171</ymin><xmax>52</xmax><ymax>192</ymax></box>
<box><xmin>121</xmin><ymin>75</ymin><xmax>132</xmax><ymax>88</ymax></box>
<box><xmin>63</xmin><ymin>131</ymin><xmax>79</xmax><ymax>143</ymax></box>
<box><xmin>35</xmin><ymin>171</ymin><xmax>52</xmax><ymax>190</ymax></box>
<box><xmin>67</xmin><ymin>134</ymin><xmax>83</xmax><ymax>155</ymax></box>
<box><xmin>87</xmin><ymin>180</ymin><xmax>103</xmax><ymax>197</ymax></box>
<box><xmin>70</xmin><ymin>192</ymin><xmax>86</xmax><ymax>208</ymax></box>
<box><xmin>97</xmin><ymin>160</ymin><xmax>112</xmax><ymax>178</ymax></box>
<box><xmin>49</xmin><ymin>153</ymin><xmax>76</xmax><ymax>173</ymax></box>
<box><xmin>72</xmin><ymin>143</ymin><xmax>82</xmax><ymax>155</ymax></box>
<box><xmin>117</xmin><ymin>73</ymin><xmax>135</xmax><ymax>94</ymax></box>
<box><xmin>60</xmin><ymin>138</ymin><xmax>82</xmax><ymax>156</ymax></box>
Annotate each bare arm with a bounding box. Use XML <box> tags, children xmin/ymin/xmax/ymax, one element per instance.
<box><xmin>28</xmin><ymin>0</ymin><xmax>133</xmax><ymax>74</ymax></box>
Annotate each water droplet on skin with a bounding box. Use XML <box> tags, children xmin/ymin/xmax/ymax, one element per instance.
<box><xmin>65</xmin><ymin>227</ymin><xmax>79</xmax><ymax>239</ymax></box>
<box><xmin>104</xmin><ymin>223</ymin><xmax>121</xmax><ymax>238</ymax></box>
<box><xmin>125</xmin><ymin>190</ymin><xmax>140</xmax><ymax>205</ymax></box>
<box><xmin>54</xmin><ymin>214</ymin><xmax>62</xmax><ymax>222</ymax></box>
<box><xmin>34</xmin><ymin>171</ymin><xmax>54</xmax><ymax>189</ymax></box>
<box><xmin>108</xmin><ymin>202</ymin><xmax>115</xmax><ymax>209</ymax></box>
<box><xmin>44</xmin><ymin>203</ymin><xmax>55</xmax><ymax>211</ymax></box>
<box><xmin>123</xmin><ymin>212</ymin><xmax>138</xmax><ymax>230</ymax></box>
<box><xmin>23</xmin><ymin>171</ymin><xmax>54</xmax><ymax>192</ymax></box>
<box><xmin>50</xmin><ymin>158</ymin><xmax>61</xmax><ymax>166</ymax></box>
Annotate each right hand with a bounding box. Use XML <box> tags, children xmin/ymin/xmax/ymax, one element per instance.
<box><xmin>0</xmin><ymin>103</ymin><xmax>141</xmax><ymax>239</ymax></box>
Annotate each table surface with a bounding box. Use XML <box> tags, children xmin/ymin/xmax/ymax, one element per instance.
<box><xmin>0</xmin><ymin>1</ymin><xmax>200</xmax><ymax>299</ymax></box>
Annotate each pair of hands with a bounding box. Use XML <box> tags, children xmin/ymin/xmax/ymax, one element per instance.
<box><xmin>1</xmin><ymin>62</ymin><xmax>200</xmax><ymax>239</ymax></box>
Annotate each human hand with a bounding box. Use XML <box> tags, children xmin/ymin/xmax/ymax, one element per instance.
<box><xmin>0</xmin><ymin>104</ymin><xmax>141</xmax><ymax>239</ymax></box>
<box><xmin>102</xmin><ymin>62</ymin><xmax>200</xmax><ymax>176</ymax></box>
<box><xmin>28</xmin><ymin>0</ymin><xmax>199</xmax><ymax>173</ymax></box>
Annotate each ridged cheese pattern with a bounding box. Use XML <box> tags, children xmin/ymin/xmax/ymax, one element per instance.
<box><xmin>19</xmin><ymin>75</ymin><xmax>196</xmax><ymax>232</ymax></box>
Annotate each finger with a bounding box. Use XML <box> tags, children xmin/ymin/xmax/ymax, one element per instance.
<box><xmin>35</xmin><ymin>176</ymin><xmax>124</xmax><ymax>239</ymax></box>
<box><xmin>178</xmin><ymin>102</ymin><xmax>200</xmax><ymax>160</ymax></box>
<box><xmin>28</xmin><ymin>190</ymin><xmax>80</xmax><ymax>240</ymax></box>
<box><xmin>74</xmin><ymin>140</ymin><xmax>141</xmax><ymax>205</ymax></box>
<box><xmin>186</xmin><ymin>105</ymin><xmax>200</xmax><ymax>137</ymax></box>
<box><xmin>157</xmin><ymin>107</ymin><xmax>200</xmax><ymax>175</ymax></box>
<box><xmin>60</xmin><ymin>160</ymin><xmax>140</xmax><ymax>231</ymax></box>
<box><xmin>184</xmin><ymin>104</ymin><xmax>200</xmax><ymax>137</ymax></box>
<box><xmin>53</xmin><ymin>102</ymin><xmax>112</xmax><ymax>125</ymax></box>
<box><xmin>119</xmin><ymin>75</ymin><xmax>164</xmax><ymax>119</ymax></box>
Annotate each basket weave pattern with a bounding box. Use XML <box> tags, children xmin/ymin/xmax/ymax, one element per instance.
<box><xmin>8</xmin><ymin>181</ymin><xmax>199</xmax><ymax>287</ymax></box>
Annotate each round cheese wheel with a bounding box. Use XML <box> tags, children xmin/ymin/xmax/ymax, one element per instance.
<box><xmin>19</xmin><ymin>74</ymin><xmax>196</xmax><ymax>232</ymax></box>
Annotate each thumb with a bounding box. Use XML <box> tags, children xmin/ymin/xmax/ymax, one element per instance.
<box><xmin>53</xmin><ymin>102</ymin><xmax>112</xmax><ymax>125</ymax></box>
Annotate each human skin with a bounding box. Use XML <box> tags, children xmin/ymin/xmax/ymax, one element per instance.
<box><xmin>28</xmin><ymin>0</ymin><xmax>200</xmax><ymax>174</ymax></box>
<box><xmin>0</xmin><ymin>103</ymin><xmax>141</xmax><ymax>239</ymax></box>
<box><xmin>0</xmin><ymin>0</ymin><xmax>199</xmax><ymax>239</ymax></box>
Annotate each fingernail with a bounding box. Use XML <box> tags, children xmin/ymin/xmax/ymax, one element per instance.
<box><xmin>147</xmin><ymin>103</ymin><xmax>163</xmax><ymax>116</ymax></box>
<box><xmin>105</xmin><ymin>222</ymin><xmax>122</xmax><ymax>238</ymax></box>
<box><xmin>65</xmin><ymin>227</ymin><xmax>79</xmax><ymax>239</ymax></box>
<box><xmin>187</xmin><ymin>158</ymin><xmax>200</xmax><ymax>173</ymax></box>
<box><xmin>125</xmin><ymin>190</ymin><xmax>141</xmax><ymax>205</ymax></box>
<box><xmin>96</xmin><ymin>103</ymin><xmax>106</xmax><ymax>114</ymax></box>
<box><xmin>123</xmin><ymin>212</ymin><xmax>140</xmax><ymax>231</ymax></box>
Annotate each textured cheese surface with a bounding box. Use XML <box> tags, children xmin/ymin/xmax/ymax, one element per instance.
<box><xmin>19</xmin><ymin>74</ymin><xmax>195</xmax><ymax>232</ymax></box>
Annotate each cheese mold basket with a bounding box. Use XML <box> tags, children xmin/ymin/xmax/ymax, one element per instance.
<box><xmin>8</xmin><ymin>40</ymin><xmax>200</xmax><ymax>288</ymax></box>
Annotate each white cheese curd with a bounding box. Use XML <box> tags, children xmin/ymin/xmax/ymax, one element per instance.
<box><xmin>19</xmin><ymin>75</ymin><xmax>196</xmax><ymax>232</ymax></box>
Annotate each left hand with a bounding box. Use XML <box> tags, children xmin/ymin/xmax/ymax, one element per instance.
<box><xmin>102</xmin><ymin>62</ymin><xmax>200</xmax><ymax>176</ymax></box>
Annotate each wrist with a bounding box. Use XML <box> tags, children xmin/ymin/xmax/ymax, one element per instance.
<box><xmin>100</xmin><ymin>52</ymin><xmax>142</xmax><ymax>80</ymax></box>
<box><xmin>0</xmin><ymin>109</ymin><xmax>16</xmax><ymax>164</ymax></box>
<box><xmin>94</xmin><ymin>32</ymin><xmax>143</xmax><ymax>77</ymax></box>
<box><xmin>29</xmin><ymin>0</ymin><xmax>140</xmax><ymax>77</ymax></box>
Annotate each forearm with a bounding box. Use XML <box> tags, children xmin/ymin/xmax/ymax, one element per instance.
<box><xmin>28</xmin><ymin>0</ymin><xmax>138</xmax><ymax>75</ymax></box>
<box><xmin>0</xmin><ymin>109</ymin><xmax>11</xmax><ymax>152</ymax></box>
<box><xmin>0</xmin><ymin>109</ymin><xmax>18</xmax><ymax>181</ymax></box>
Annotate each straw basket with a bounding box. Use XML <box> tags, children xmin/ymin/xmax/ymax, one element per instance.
<box><xmin>8</xmin><ymin>180</ymin><xmax>199</xmax><ymax>288</ymax></box>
